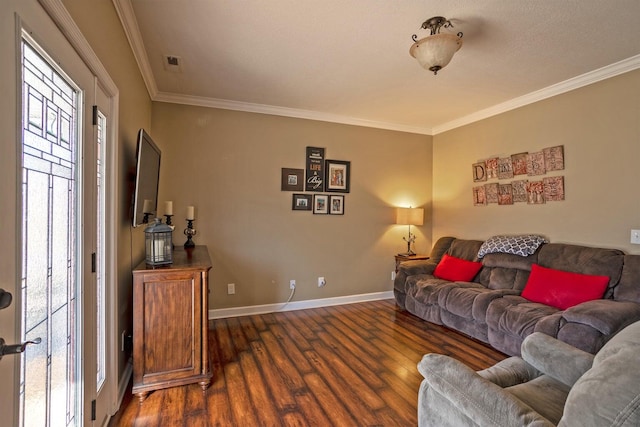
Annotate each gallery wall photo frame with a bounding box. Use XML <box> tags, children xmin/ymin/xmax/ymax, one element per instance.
<box><xmin>329</xmin><ymin>195</ymin><xmax>344</xmax><ymax>215</ymax></box>
<box><xmin>313</xmin><ymin>194</ymin><xmax>329</xmax><ymax>214</ymax></box>
<box><xmin>325</xmin><ymin>160</ymin><xmax>350</xmax><ymax>193</ymax></box>
<box><xmin>281</xmin><ymin>168</ymin><xmax>304</xmax><ymax>191</ymax></box>
<box><xmin>306</xmin><ymin>147</ymin><xmax>325</xmax><ymax>192</ymax></box>
<box><xmin>292</xmin><ymin>194</ymin><xmax>312</xmax><ymax>210</ymax></box>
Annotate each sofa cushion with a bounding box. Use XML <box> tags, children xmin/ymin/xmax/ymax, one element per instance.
<box><xmin>488</xmin><ymin>296</ymin><xmax>560</xmax><ymax>335</ymax></box>
<box><xmin>412</xmin><ymin>278</ymin><xmax>455</xmax><ymax>304</ymax></box>
<box><xmin>438</xmin><ymin>283</ymin><xmax>517</xmax><ymax>323</ymax></box>
<box><xmin>438</xmin><ymin>283</ymin><xmax>493</xmax><ymax>320</ymax></box>
<box><xmin>406</xmin><ymin>278</ymin><xmax>455</xmax><ymax>324</ymax></box>
<box><xmin>487</xmin><ymin>295</ymin><xmax>560</xmax><ymax>355</ymax></box>
<box><xmin>521</xmin><ymin>264</ymin><xmax>609</xmax><ymax>310</ymax></box>
<box><xmin>448</xmin><ymin>239</ymin><xmax>484</xmax><ymax>261</ymax></box>
<box><xmin>428</xmin><ymin>236</ymin><xmax>456</xmax><ymax>264</ymax></box>
<box><xmin>434</xmin><ymin>254</ymin><xmax>482</xmax><ymax>282</ymax></box>
<box><xmin>477</xmin><ymin>235</ymin><xmax>547</xmax><ymax>259</ymax></box>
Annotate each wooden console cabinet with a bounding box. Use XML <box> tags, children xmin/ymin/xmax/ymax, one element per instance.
<box><xmin>132</xmin><ymin>246</ymin><xmax>212</xmax><ymax>402</ymax></box>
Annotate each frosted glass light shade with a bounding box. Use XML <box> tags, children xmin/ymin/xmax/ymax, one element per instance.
<box><xmin>396</xmin><ymin>208</ymin><xmax>424</xmax><ymax>226</ymax></box>
<box><xmin>410</xmin><ymin>33</ymin><xmax>462</xmax><ymax>74</ymax></box>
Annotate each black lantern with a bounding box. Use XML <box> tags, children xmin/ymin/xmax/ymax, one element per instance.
<box><xmin>145</xmin><ymin>218</ymin><xmax>173</xmax><ymax>265</ymax></box>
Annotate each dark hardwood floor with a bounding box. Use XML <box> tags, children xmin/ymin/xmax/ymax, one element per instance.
<box><xmin>109</xmin><ymin>299</ymin><xmax>506</xmax><ymax>426</ymax></box>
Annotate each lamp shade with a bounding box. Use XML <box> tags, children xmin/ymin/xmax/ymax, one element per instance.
<box><xmin>396</xmin><ymin>207</ymin><xmax>424</xmax><ymax>226</ymax></box>
<box><xmin>410</xmin><ymin>33</ymin><xmax>462</xmax><ymax>73</ymax></box>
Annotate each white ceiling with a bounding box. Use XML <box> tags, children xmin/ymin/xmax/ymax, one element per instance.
<box><xmin>113</xmin><ymin>0</ymin><xmax>640</xmax><ymax>135</ymax></box>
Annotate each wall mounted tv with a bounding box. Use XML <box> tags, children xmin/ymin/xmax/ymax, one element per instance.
<box><xmin>132</xmin><ymin>129</ymin><xmax>161</xmax><ymax>228</ymax></box>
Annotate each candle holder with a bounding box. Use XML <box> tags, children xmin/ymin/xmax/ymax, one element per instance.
<box><xmin>184</xmin><ymin>219</ymin><xmax>197</xmax><ymax>248</ymax></box>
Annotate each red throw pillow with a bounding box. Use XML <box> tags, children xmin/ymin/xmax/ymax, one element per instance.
<box><xmin>433</xmin><ymin>254</ymin><xmax>483</xmax><ymax>282</ymax></box>
<box><xmin>522</xmin><ymin>264</ymin><xmax>609</xmax><ymax>310</ymax></box>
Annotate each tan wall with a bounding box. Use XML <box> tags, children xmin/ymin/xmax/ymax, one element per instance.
<box><xmin>433</xmin><ymin>70</ymin><xmax>640</xmax><ymax>254</ymax></box>
<box><xmin>63</xmin><ymin>0</ymin><xmax>152</xmax><ymax>382</ymax></box>
<box><xmin>151</xmin><ymin>104</ymin><xmax>433</xmax><ymax>309</ymax></box>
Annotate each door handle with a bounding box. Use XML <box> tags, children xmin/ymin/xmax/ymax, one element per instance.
<box><xmin>0</xmin><ymin>288</ymin><xmax>12</xmax><ymax>309</ymax></box>
<box><xmin>0</xmin><ymin>337</ymin><xmax>42</xmax><ymax>361</ymax></box>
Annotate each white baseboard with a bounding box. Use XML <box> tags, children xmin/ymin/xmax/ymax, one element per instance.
<box><xmin>209</xmin><ymin>291</ymin><xmax>394</xmax><ymax>319</ymax></box>
<box><xmin>116</xmin><ymin>358</ymin><xmax>132</xmax><ymax>411</ymax></box>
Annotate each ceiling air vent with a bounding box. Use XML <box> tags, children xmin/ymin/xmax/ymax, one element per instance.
<box><xmin>163</xmin><ymin>55</ymin><xmax>183</xmax><ymax>72</ymax></box>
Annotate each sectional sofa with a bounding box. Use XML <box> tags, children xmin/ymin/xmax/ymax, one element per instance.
<box><xmin>394</xmin><ymin>236</ymin><xmax>640</xmax><ymax>356</ymax></box>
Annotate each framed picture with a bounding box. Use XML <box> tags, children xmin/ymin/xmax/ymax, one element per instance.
<box><xmin>281</xmin><ymin>168</ymin><xmax>304</xmax><ymax>191</ymax></box>
<box><xmin>292</xmin><ymin>194</ymin><xmax>312</xmax><ymax>210</ymax></box>
<box><xmin>313</xmin><ymin>194</ymin><xmax>329</xmax><ymax>214</ymax></box>
<box><xmin>305</xmin><ymin>147</ymin><xmax>325</xmax><ymax>192</ymax></box>
<box><xmin>329</xmin><ymin>195</ymin><xmax>344</xmax><ymax>215</ymax></box>
<box><xmin>325</xmin><ymin>160</ymin><xmax>350</xmax><ymax>193</ymax></box>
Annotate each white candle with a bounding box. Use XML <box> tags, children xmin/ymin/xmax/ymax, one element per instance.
<box><xmin>142</xmin><ymin>199</ymin><xmax>153</xmax><ymax>214</ymax></box>
<box><xmin>186</xmin><ymin>206</ymin><xmax>195</xmax><ymax>220</ymax></box>
<box><xmin>153</xmin><ymin>240</ymin><xmax>164</xmax><ymax>261</ymax></box>
<box><xmin>164</xmin><ymin>201</ymin><xmax>173</xmax><ymax>215</ymax></box>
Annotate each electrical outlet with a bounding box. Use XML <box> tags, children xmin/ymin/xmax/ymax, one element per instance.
<box><xmin>631</xmin><ymin>230</ymin><xmax>640</xmax><ymax>245</ymax></box>
<box><xmin>290</xmin><ymin>279</ymin><xmax>296</xmax><ymax>289</ymax></box>
<box><xmin>227</xmin><ymin>283</ymin><xmax>235</xmax><ymax>294</ymax></box>
<box><xmin>318</xmin><ymin>277</ymin><xmax>326</xmax><ymax>287</ymax></box>
<box><xmin>391</xmin><ymin>271</ymin><xmax>396</xmax><ymax>281</ymax></box>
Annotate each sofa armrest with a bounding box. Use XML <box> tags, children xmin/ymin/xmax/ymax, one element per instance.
<box><xmin>394</xmin><ymin>260</ymin><xmax>438</xmax><ymax>296</ymax></box>
<box><xmin>520</xmin><ymin>332</ymin><xmax>594</xmax><ymax>388</ymax></box>
<box><xmin>418</xmin><ymin>354</ymin><xmax>555</xmax><ymax>426</ymax></box>
<box><xmin>398</xmin><ymin>259</ymin><xmax>437</xmax><ymax>276</ymax></box>
<box><xmin>562</xmin><ymin>299</ymin><xmax>640</xmax><ymax>335</ymax></box>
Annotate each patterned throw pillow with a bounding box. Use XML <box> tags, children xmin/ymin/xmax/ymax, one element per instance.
<box><xmin>477</xmin><ymin>235</ymin><xmax>547</xmax><ymax>259</ymax></box>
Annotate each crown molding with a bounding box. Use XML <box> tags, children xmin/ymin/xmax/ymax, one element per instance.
<box><xmin>432</xmin><ymin>54</ymin><xmax>640</xmax><ymax>135</ymax></box>
<box><xmin>112</xmin><ymin>0</ymin><xmax>157</xmax><ymax>98</ymax></box>
<box><xmin>153</xmin><ymin>91</ymin><xmax>433</xmax><ymax>135</ymax></box>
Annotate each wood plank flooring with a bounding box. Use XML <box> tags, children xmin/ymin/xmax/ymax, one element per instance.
<box><xmin>109</xmin><ymin>299</ymin><xmax>506</xmax><ymax>426</ymax></box>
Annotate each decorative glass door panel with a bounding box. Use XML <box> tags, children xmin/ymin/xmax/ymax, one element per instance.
<box><xmin>20</xmin><ymin>37</ymin><xmax>80</xmax><ymax>427</ymax></box>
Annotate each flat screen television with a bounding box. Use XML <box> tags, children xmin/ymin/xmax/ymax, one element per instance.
<box><xmin>132</xmin><ymin>129</ymin><xmax>161</xmax><ymax>228</ymax></box>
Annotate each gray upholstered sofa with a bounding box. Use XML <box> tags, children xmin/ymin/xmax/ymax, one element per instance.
<box><xmin>417</xmin><ymin>319</ymin><xmax>640</xmax><ymax>426</ymax></box>
<box><xmin>394</xmin><ymin>236</ymin><xmax>640</xmax><ymax>355</ymax></box>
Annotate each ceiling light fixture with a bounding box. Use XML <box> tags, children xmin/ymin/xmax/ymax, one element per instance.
<box><xmin>410</xmin><ymin>16</ymin><xmax>463</xmax><ymax>75</ymax></box>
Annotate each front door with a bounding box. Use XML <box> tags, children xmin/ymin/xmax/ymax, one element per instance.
<box><xmin>0</xmin><ymin>2</ymin><xmax>117</xmax><ymax>425</ymax></box>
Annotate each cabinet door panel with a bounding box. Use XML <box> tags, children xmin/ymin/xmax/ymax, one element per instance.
<box><xmin>136</xmin><ymin>271</ymin><xmax>202</xmax><ymax>385</ymax></box>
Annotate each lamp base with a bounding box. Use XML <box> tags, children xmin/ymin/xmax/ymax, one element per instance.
<box><xmin>397</xmin><ymin>239</ymin><xmax>416</xmax><ymax>257</ymax></box>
